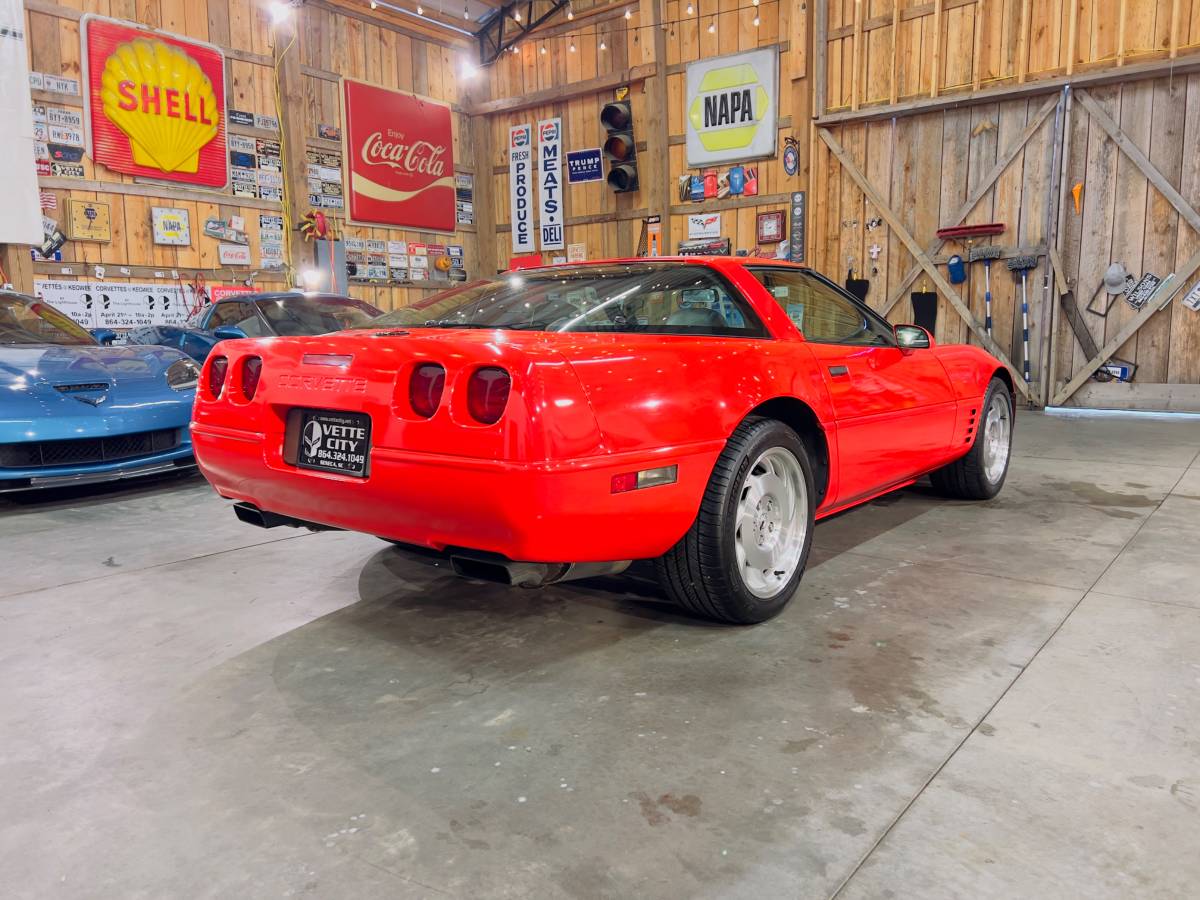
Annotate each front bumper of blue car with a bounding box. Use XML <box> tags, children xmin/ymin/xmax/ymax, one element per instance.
<box><xmin>0</xmin><ymin>432</ymin><xmax>195</xmax><ymax>492</ymax></box>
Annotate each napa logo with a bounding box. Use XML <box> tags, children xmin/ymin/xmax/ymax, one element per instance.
<box><xmin>685</xmin><ymin>48</ymin><xmax>778</xmax><ymax>166</ymax></box>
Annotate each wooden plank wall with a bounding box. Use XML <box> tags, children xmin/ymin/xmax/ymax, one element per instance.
<box><xmin>822</xmin><ymin>0</ymin><xmax>1200</xmax><ymax>114</ymax></box>
<box><xmin>815</xmin><ymin>0</ymin><xmax>1200</xmax><ymax>405</ymax></box>
<box><xmin>20</xmin><ymin>0</ymin><xmax>477</xmax><ymax>312</ymax></box>
<box><xmin>814</xmin><ymin>96</ymin><xmax>1060</xmax><ymax>381</ymax></box>
<box><xmin>485</xmin><ymin>0</ymin><xmax>808</xmax><ymax>261</ymax></box>
<box><xmin>25</xmin><ymin>0</ymin><xmax>285</xmax><ymax>291</ymax></box>
<box><xmin>296</xmin><ymin>3</ymin><xmax>478</xmax><ymax>310</ymax></box>
<box><xmin>1053</xmin><ymin>75</ymin><xmax>1200</xmax><ymax>391</ymax></box>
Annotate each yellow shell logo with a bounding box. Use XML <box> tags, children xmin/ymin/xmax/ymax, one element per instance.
<box><xmin>688</xmin><ymin>63</ymin><xmax>770</xmax><ymax>153</ymax></box>
<box><xmin>99</xmin><ymin>38</ymin><xmax>219</xmax><ymax>174</ymax></box>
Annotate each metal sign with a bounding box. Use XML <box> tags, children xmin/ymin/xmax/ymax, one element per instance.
<box><xmin>685</xmin><ymin>47</ymin><xmax>779</xmax><ymax>167</ymax></box>
<box><xmin>789</xmin><ymin>191</ymin><xmax>806</xmax><ymax>262</ymax></box>
<box><xmin>508</xmin><ymin>124</ymin><xmax>535</xmax><ymax>254</ymax></box>
<box><xmin>566</xmin><ymin>148</ymin><xmax>603</xmax><ymax>183</ymax></box>
<box><xmin>537</xmin><ymin>117</ymin><xmax>564</xmax><ymax>251</ymax></box>
<box><xmin>82</xmin><ymin>16</ymin><xmax>228</xmax><ymax>188</ymax></box>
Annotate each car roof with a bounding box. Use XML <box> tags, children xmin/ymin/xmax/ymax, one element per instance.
<box><xmin>505</xmin><ymin>257</ymin><xmax>812</xmax><ymax>275</ymax></box>
<box><xmin>215</xmin><ymin>291</ymin><xmax>355</xmax><ymax>302</ymax></box>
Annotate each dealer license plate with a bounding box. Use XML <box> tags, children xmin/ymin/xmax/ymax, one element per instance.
<box><xmin>295</xmin><ymin>409</ymin><xmax>371</xmax><ymax>477</ymax></box>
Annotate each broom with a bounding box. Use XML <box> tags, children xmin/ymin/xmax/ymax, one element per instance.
<box><xmin>1007</xmin><ymin>255</ymin><xmax>1039</xmax><ymax>384</ymax></box>
<box><xmin>968</xmin><ymin>245</ymin><xmax>1004</xmax><ymax>337</ymax></box>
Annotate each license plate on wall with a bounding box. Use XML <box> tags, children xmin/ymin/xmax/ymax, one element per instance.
<box><xmin>293</xmin><ymin>409</ymin><xmax>371</xmax><ymax>476</ymax></box>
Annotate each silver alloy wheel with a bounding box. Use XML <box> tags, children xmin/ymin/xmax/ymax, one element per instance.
<box><xmin>733</xmin><ymin>446</ymin><xmax>808</xmax><ymax>600</ymax></box>
<box><xmin>981</xmin><ymin>391</ymin><xmax>1012</xmax><ymax>484</ymax></box>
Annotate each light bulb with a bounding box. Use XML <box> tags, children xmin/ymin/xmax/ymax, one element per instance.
<box><xmin>599</xmin><ymin>39</ymin><xmax>606</xmax><ymax>49</ymax></box>
<box><xmin>567</xmin><ymin>6</ymin><xmax>574</xmax><ymax>19</ymax></box>
<box><xmin>753</xmin><ymin>15</ymin><xmax>760</xmax><ymax>26</ymax></box>
<box><xmin>513</xmin><ymin>9</ymin><xmax>520</xmax><ymax>20</ymax></box>
<box><xmin>370</xmin><ymin>0</ymin><xmax>377</xmax><ymax>8</ymax></box>
<box><xmin>624</xmin><ymin>8</ymin><xmax>631</xmax><ymax>18</ymax></box>
<box><xmin>708</xmin><ymin>18</ymin><xmax>715</xmax><ymax>33</ymax></box>
<box><xmin>541</xmin><ymin>44</ymin><xmax>546</xmax><ymax>54</ymax></box>
<box><xmin>753</xmin><ymin>0</ymin><xmax>759</xmax><ymax>5</ymax></box>
<box><xmin>569</xmin><ymin>40</ymin><xmax>576</xmax><ymax>52</ymax></box>
<box><xmin>416</xmin><ymin>3</ymin><xmax>423</xmax><ymax>13</ymax></box>
<box><xmin>686</xmin><ymin>1</ymin><xmax>693</xmax><ymax>12</ymax></box>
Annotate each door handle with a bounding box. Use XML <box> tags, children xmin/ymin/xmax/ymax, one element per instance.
<box><xmin>828</xmin><ymin>365</ymin><xmax>849</xmax><ymax>377</ymax></box>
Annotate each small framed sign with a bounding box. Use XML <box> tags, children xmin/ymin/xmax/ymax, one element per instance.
<box><xmin>152</xmin><ymin>207</ymin><xmax>192</xmax><ymax>246</ymax></box>
<box><xmin>65</xmin><ymin>199</ymin><xmax>112</xmax><ymax>242</ymax></box>
<box><xmin>757</xmin><ymin>210</ymin><xmax>785</xmax><ymax>245</ymax></box>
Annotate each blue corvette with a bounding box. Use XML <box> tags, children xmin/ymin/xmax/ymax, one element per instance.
<box><xmin>0</xmin><ymin>291</ymin><xmax>198</xmax><ymax>492</ymax></box>
<box><xmin>124</xmin><ymin>291</ymin><xmax>384</xmax><ymax>363</ymax></box>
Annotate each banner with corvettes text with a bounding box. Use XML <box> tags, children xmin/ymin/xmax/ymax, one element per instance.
<box><xmin>508</xmin><ymin>124</ymin><xmax>534</xmax><ymax>254</ymax></box>
<box><xmin>342</xmin><ymin>78</ymin><xmax>455</xmax><ymax>232</ymax></box>
<box><xmin>83</xmin><ymin>16</ymin><xmax>228</xmax><ymax>187</ymax></box>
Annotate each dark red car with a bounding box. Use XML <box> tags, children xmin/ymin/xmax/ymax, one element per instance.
<box><xmin>192</xmin><ymin>258</ymin><xmax>1014</xmax><ymax>623</ymax></box>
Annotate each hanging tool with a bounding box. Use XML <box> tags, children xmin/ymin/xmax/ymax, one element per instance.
<box><xmin>910</xmin><ymin>277</ymin><xmax>938</xmax><ymax>334</ymax></box>
<box><xmin>937</xmin><ymin>222</ymin><xmax>1007</xmax><ymax>328</ymax></box>
<box><xmin>968</xmin><ymin>245</ymin><xmax>1004</xmax><ymax>336</ymax></box>
<box><xmin>1007</xmin><ymin>255</ymin><xmax>1039</xmax><ymax>385</ymax></box>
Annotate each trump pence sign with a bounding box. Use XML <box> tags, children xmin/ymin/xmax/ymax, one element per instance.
<box><xmin>342</xmin><ymin>79</ymin><xmax>456</xmax><ymax>232</ymax></box>
<box><xmin>83</xmin><ymin>16</ymin><xmax>227</xmax><ymax>187</ymax></box>
<box><xmin>685</xmin><ymin>47</ymin><xmax>778</xmax><ymax>167</ymax></box>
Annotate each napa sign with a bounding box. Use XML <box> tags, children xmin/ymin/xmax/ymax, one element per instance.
<box><xmin>685</xmin><ymin>47</ymin><xmax>778</xmax><ymax>168</ymax></box>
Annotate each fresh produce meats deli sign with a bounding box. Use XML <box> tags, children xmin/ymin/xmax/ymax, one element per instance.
<box><xmin>83</xmin><ymin>17</ymin><xmax>227</xmax><ymax>187</ymax></box>
<box><xmin>342</xmin><ymin>79</ymin><xmax>456</xmax><ymax>232</ymax></box>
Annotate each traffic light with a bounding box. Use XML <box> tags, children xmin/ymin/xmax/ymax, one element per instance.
<box><xmin>600</xmin><ymin>99</ymin><xmax>638</xmax><ymax>193</ymax></box>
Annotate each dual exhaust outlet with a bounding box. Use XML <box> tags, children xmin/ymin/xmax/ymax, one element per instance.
<box><xmin>232</xmin><ymin>502</ymin><xmax>630</xmax><ymax>588</ymax></box>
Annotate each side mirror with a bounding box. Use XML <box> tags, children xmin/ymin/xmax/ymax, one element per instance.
<box><xmin>212</xmin><ymin>325</ymin><xmax>247</xmax><ymax>340</ymax></box>
<box><xmin>895</xmin><ymin>324</ymin><xmax>933</xmax><ymax>350</ymax></box>
<box><xmin>90</xmin><ymin>328</ymin><xmax>118</xmax><ymax>346</ymax></box>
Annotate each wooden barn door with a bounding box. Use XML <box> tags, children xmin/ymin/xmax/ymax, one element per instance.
<box><xmin>1050</xmin><ymin>75</ymin><xmax>1200</xmax><ymax>411</ymax></box>
<box><xmin>812</xmin><ymin>94</ymin><xmax>1065</xmax><ymax>407</ymax></box>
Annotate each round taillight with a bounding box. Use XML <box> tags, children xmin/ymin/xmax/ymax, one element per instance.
<box><xmin>208</xmin><ymin>356</ymin><xmax>228</xmax><ymax>398</ymax></box>
<box><xmin>240</xmin><ymin>356</ymin><xmax>262</xmax><ymax>401</ymax></box>
<box><xmin>467</xmin><ymin>367</ymin><xmax>511</xmax><ymax>425</ymax></box>
<box><xmin>409</xmin><ymin>363</ymin><xmax>445</xmax><ymax>418</ymax></box>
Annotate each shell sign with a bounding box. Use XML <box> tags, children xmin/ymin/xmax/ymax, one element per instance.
<box><xmin>83</xmin><ymin>17</ymin><xmax>227</xmax><ymax>187</ymax></box>
<box><xmin>685</xmin><ymin>47</ymin><xmax>778</xmax><ymax>168</ymax></box>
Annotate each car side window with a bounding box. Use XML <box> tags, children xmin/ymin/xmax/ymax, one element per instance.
<box><xmin>748</xmin><ymin>268</ymin><xmax>891</xmax><ymax>346</ymax></box>
<box><xmin>208</xmin><ymin>302</ymin><xmax>261</xmax><ymax>333</ymax></box>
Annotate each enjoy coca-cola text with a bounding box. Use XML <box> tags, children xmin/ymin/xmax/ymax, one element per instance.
<box><xmin>361</xmin><ymin>130</ymin><xmax>447</xmax><ymax>178</ymax></box>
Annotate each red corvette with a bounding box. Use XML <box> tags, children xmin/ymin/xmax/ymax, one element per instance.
<box><xmin>192</xmin><ymin>258</ymin><xmax>1014</xmax><ymax>623</ymax></box>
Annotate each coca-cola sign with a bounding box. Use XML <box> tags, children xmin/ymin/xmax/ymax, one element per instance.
<box><xmin>342</xmin><ymin>78</ymin><xmax>455</xmax><ymax>231</ymax></box>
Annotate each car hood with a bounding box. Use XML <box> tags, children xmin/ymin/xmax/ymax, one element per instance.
<box><xmin>0</xmin><ymin>343</ymin><xmax>184</xmax><ymax>387</ymax></box>
<box><xmin>0</xmin><ymin>343</ymin><xmax>195</xmax><ymax>433</ymax></box>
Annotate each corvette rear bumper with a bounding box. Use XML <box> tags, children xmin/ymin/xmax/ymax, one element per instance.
<box><xmin>192</xmin><ymin>423</ymin><xmax>722</xmax><ymax>562</ymax></box>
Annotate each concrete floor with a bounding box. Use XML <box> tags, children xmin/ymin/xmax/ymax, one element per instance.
<box><xmin>2</xmin><ymin>411</ymin><xmax>1199</xmax><ymax>899</ymax></box>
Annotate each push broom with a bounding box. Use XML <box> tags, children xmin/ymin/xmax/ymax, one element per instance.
<box><xmin>1007</xmin><ymin>255</ymin><xmax>1039</xmax><ymax>384</ymax></box>
<box><xmin>935</xmin><ymin>222</ymin><xmax>1006</xmax><ymax>336</ymax></box>
<box><xmin>968</xmin><ymin>244</ymin><xmax>1004</xmax><ymax>336</ymax></box>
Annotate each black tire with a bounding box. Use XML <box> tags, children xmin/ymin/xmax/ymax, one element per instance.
<box><xmin>655</xmin><ymin>418</ymin><xmax>816</xmax><ymax>625</ymax></box>
<box><xmin>930</xmin><ymin>377</ymin><xmax>1013</xmax><ymax>500</ymax></box>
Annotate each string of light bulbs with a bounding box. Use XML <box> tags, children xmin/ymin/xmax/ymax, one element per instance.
<box><xmin>363</xmin><ymin>0</ymin><xmax>776</xmax><ymax>40</ymax></box>
<box><xmin>499</xmin><ymin>0</ymin><xmax>779</xmax><ymax>58</ymax></box>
